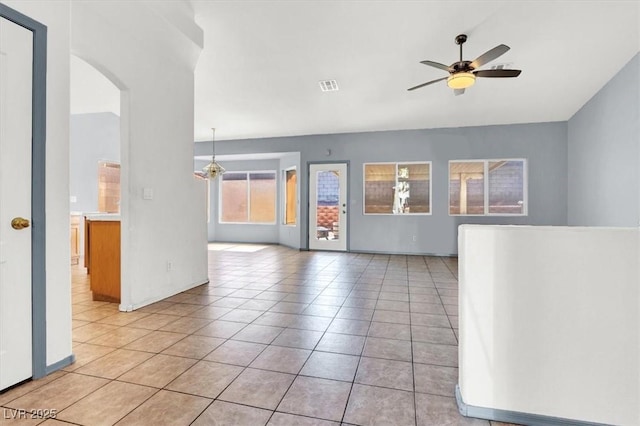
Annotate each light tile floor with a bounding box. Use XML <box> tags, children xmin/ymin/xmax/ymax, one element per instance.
<box><xmin>0</xmin><ymin>245</ymin><xmax>517</xmax><ymax>425</ymax></box>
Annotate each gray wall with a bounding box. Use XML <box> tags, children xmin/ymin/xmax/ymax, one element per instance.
<box><xmin>196</xmin><ymin>122</ymin><xmax>568</xmax><ymax>255</ymax></box>
<box><xmin>195</xmin><ymin>159</ymin><xmax>214</xmax><ymax>239</ymax></box>
<box><xmin>198</xmin><ymin>153</ymin><xmax>302</xmax><ymax>248</ymax></box>
<box><xmin>73</xmin><ymin>51</ymin><xmax>639</xmax><ymax>257</ymax></box>
<box><xmin>568</xmin><ymin>53</ymin><xmax>640</xmax><ymax>226</ymax></box>
<box><xmin>70</xmin><ymin>112</ymin><xmax>120</xmax><ymax>213</ymax></box>
<box><xmin>205</xmin><ymin>159</ymin><xmax>281</xmax><ymax>244</ymax></box>
<box><xmin>70</xmin><ymin>112</ymin><xmax>120</xmax><ymax>252</ymax></box>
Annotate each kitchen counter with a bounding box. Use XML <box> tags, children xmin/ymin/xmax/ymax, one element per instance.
<box><xmin>84</xmin><ymin>213</ymin><xmax>120</xmax><ymax>221</ymax></box>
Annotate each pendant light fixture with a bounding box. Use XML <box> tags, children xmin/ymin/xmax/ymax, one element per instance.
<box><xmin>202</xmin><ymin>127</ymin><xmax>225</xmax><ymax>179</ymax></box>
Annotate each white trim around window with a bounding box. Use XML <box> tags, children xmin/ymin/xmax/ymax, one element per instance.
<box><xmin>448</xmin><ymin>158</ymin><xmax>528</xmax><ymax>216</ymax></box>
<box><xmin>282</xmin><ymin>166</ymin><xmax>297</xmax><ymax>226</ymax></box>
<box><xmin>219</xmin><ymin>170</ymin><xmax>277</xmax><ymax>225</ymax></box>
<box><xmin>363</xmin><ymin>161</ymin><xmax>432</xmax><ymax>215</ymax></box>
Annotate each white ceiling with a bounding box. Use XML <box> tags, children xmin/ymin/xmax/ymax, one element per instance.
<box><xmin>70</xmin><ymin>1</ymin><xmax>639</xmax><ymax>143</ymax></box>
<box><xmin>191</xmin><ymin>0</ymin><xmax>639</xmax><ymax>142</ymax></box>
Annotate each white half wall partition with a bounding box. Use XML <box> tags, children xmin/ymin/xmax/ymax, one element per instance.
<box><xmin>457</xmin><ymin>225</ymin><xmax>639</xmax><ymax>426</ymax></box>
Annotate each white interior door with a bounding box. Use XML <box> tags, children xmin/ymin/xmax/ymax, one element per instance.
<box><xmin>309</xmin><ymin>163</ymin><xmax>347</xmax><ymax>251</ymax></box>
<box><xmin>0</xmin><ymin>16</ymin><xmax>33</xmax><ymax>390</ymax></box>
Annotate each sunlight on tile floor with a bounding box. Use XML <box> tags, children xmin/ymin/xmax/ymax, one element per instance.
<box><xmin>0</xmin><ymin>245</ymin><xmax>516</xmax><ymax>425</ymax></box>
<box><xmin>207</xmin><ymin>243</ymin><xmax>269</xmax><ymax>253</ymax></box>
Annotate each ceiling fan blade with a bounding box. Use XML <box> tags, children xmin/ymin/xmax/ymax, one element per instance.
<box><xmin>470</xmin><ymin>44</ymin><xmax>510</xmax><ymax>69</ymax></box>
<box><xmin>454</xmin><ymin>88</ymin><xmax>465</xmax><ymax>96</ymax></box>
<box><xmin>419</xmin><ymin>60</ymin><xmax>452</xmax><ymax>72</ymax></box>
<box><xmin>407</xmin><ymin>77</ymin><xmax>448</xmax><ymax>91</ymax></box>
<box><xmin>474</xmin><ymin>69</ymin><xmax>521</xmax><ymax>78</ymax></box>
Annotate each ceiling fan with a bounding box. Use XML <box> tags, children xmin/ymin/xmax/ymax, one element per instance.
<box><xmin>408</xmin><ymin>34</ymin><xmax>521</xmax><ymax>95</ymax></box>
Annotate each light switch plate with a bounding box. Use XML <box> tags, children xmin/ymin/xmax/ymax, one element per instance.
<box><xmin>143</xmin><ymin>188</ymin><xmax>154</xmax><ymax>200</ymax></box>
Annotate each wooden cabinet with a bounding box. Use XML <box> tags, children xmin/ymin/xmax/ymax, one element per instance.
<box><xmin>70</xmin><ymin>215</ymin><xmax>80</xmax><ymax>265</ymax></box>
<box><xmin>85</xmin><ymin>217</ymin><xmax>121</xmax><ymax>303</ymax></box>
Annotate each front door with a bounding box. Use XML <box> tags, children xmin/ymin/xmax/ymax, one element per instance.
<box><xmin>309</xmin><ymin>163</ymin><xmax>348</xmax><ymax>251</ymax></box>
<box><xmin>0</xmin><ymin>15</ymin><xmax>34</xmax><ymax>390</ymax></box>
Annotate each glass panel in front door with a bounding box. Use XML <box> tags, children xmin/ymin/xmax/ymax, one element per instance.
<box><xmin>315</xmin><ymin>170</ymin><xmax>340</xmax><ymax>241</ymax></box>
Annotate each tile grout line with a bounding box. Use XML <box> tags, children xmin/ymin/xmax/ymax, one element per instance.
<box><xmin>264</xmin><ymin>253</ymin><xmax>370</xmax><ymax>424</ymax></box>
<box><xmin>60</xmin><ymin>249</ymin><xmax>470</xmax><ymax>425</ymax></box>
<box><xmin>339</xmin><ymin>255</ymin><xmax>388</xmax><ymax>425</ymax></box>
<box><xmin>409</xmin><ymin>255</ymin><xmax>423</xmax><ymax>426</ymax></box>
<box><xmin>203</xmin><ymin>252</ymin><xmax>356</xmax><ymax>425</ymax></box>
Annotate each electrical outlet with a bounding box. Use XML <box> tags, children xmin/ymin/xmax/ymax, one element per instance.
<box><xmin>412</xmin><ymin>235</ymin><xmax>417</xmax><ymax>242</ymax></box>
<box><xmin>166</xmin><ymin>261</ymin><xmax>172</xmax><ymax>271</ymax></box>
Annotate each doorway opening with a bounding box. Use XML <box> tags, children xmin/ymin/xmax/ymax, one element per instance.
<box><xmin>69</xmin><ymin>54</ymin><xmax>122</xmax><ymax>304</ymax></box>
<box><xmin>308</xmin><ymin>163</ymin><xmax>348</xmax><ymax>252</ymax></box>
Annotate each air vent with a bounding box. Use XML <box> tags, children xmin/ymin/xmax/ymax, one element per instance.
<box><xmin>319</xmin><ymin>80</ymin><xmax>339</xmax><ymax>92</ymax></box>
<box><xmin>490</xmin><ymin>63</ymin><xmax>512</xmax><ymax>70</ymax></box>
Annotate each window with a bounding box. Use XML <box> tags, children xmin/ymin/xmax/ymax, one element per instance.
<box><xmin>363</xmin><ymin>162</ymin><xmax>431</xmax><ymax>214</ymax></box>
<box><xmin>283</xmin><ymin>168</ymin><xmax>297</xmax><ymax>225</ymax></box>
<box><xmin>97</xmin><ymin>161</ymin><xmax>120</xmax><ymax>213</ymax></box>
<box><xmin>220</xmin><ymin>171</ymin><xmax>276</xmax><ymax>224</ymax></box>
<box><xmin>449</xmin><ymin>159</ymin><xmax>526</xmax><ymax>215</ymax></box>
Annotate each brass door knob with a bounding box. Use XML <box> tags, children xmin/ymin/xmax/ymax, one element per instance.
<box><xmin>11</xmin><ymin>217</ymin><xmax>30</xmax><ymax>230</ymax></box>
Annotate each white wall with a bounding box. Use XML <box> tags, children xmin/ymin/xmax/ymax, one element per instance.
<box><xmin>458</xmin><ymin>225</ymin><xmax>639</xmax><ymax>425</ymax></box>
<box><xmin>5</xmin><ymin>0</ymin><xmax>72</xmax><ymax>367</ymax></box>
<box><xmin>70</xmin><ymin>55</ymin><xmax>120</xmax><ymax>116</ymax></box>
<box><xmin>70</xmin><ymin>1</ymin><xmax>208</xmax><ymax>310</ymax></box>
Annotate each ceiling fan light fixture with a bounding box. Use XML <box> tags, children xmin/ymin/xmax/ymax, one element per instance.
<box><xmin>203</xmin><ymin>127</ymin><xmax>225</xmax><ymax>180</ymax></box>
<box><xmin>447</xmin><ymin>72</ymin><xmax>476</xmax><ymax>89</ymax></box>
<box><xmin>203</xmin><ymin>161</ymin><xmax>225</xmax><ymax>179</ymax></box>
<box><xmin>408</xmin><ymin>35</ymin><xmax>520</xmax><ymax>93</ymax></box>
